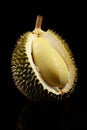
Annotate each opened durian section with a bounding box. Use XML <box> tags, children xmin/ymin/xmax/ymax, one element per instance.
<box><xmin>11</xmin><ymin>15</ymin><xmax>77</xmax><ymax>101</ymax></box>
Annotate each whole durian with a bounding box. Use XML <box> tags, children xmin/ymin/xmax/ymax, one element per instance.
<box><xmin>11</xmin><ymin>15</ymin><xmax>77</xmax><ymax>101</ymax></box>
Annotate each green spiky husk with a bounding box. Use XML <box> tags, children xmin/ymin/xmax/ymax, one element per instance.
<box><xmin>11</xmin><ymin>32</ymin><xmax>75</xmax><ymax>101</ymax></box>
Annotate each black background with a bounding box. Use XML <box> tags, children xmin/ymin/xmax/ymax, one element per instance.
<box><xmin>0</xmin><ymin>1</ymin><xmax>86</xmax><ymax>130</ymax></box>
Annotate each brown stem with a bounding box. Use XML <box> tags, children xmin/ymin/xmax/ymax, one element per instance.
<box><xmin>35</xmin><ymin>15</ymin><xmax>43</xmax><ymax>29</ymax></box>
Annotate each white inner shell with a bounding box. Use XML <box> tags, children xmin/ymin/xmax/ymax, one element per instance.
<box><xmin>26</xmin><ymin>30</ymin><xmax>75</xmax><ymax>95</ymax></box>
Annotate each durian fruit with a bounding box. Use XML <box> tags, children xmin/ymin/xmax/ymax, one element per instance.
<box><xmin>11</xmin><ymin>15</ymin><xmax>77</xmax><ymax>101</ymax></box>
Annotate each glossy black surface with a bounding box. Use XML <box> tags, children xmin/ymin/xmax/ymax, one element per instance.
<box><xmin>0</xmin><ymin>1</ymin><xmax>86</xmax><ymax>129</ymax></box>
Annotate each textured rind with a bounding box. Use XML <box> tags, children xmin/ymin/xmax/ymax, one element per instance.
<box><xmin>11</xmin><ymin>32</ymin><xmax>76</xmax><ymax>101</ymax></box>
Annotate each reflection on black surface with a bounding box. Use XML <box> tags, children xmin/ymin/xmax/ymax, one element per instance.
<box><xmin>16</xmin><ymin>100</ymin><xmax>87</xmax><ymax>130</ymax></box>
<box><xmin>16</xmin><ymin>102</ymin><xmax>64</xmax><ymax>130</ymax></box>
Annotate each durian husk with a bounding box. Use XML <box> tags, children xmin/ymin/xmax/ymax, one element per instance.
<box><xmin>11</xmin><ymin>31</ymin><xmax>77</xmax><ymax>101</ymax></box>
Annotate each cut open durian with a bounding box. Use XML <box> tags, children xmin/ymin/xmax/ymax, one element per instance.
<box><xmin>11</xmin><ymin>15</ymin><xmax>77</xmax><ymax>100</ymax></box>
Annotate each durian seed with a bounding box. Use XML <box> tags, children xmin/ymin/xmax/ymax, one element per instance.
<box><xmin>32</xmin><ymin>37</ymin><xmax>69</xmax><ymax>89</ymax></box>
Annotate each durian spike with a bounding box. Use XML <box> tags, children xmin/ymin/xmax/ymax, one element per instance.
<box><xmin>35</xmin><ymin>15</ymin><xmax>43</xmax><ymax>29</ymax></box>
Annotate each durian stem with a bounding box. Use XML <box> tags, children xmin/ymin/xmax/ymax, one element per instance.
<box><xmin>35</xmin><ymin>15</ymin><xmax>43</xmax><ymax>29</ymax></box>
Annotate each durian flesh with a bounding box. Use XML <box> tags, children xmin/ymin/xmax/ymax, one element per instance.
<box><xmin>32</xmin><ymin>37</ymin><xmax>69</xmax><ymax>88</ymax></box>
<box><xmin>11</xmin><ymin>15</ymin><xmax>77</xmax><ymax>100</ymax></box>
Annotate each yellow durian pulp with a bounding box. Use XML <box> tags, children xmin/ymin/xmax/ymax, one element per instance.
<box><xmin>32</xmin><ymin>37</ymin><xmax>69</xmax><ymax>89</ymax></box>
